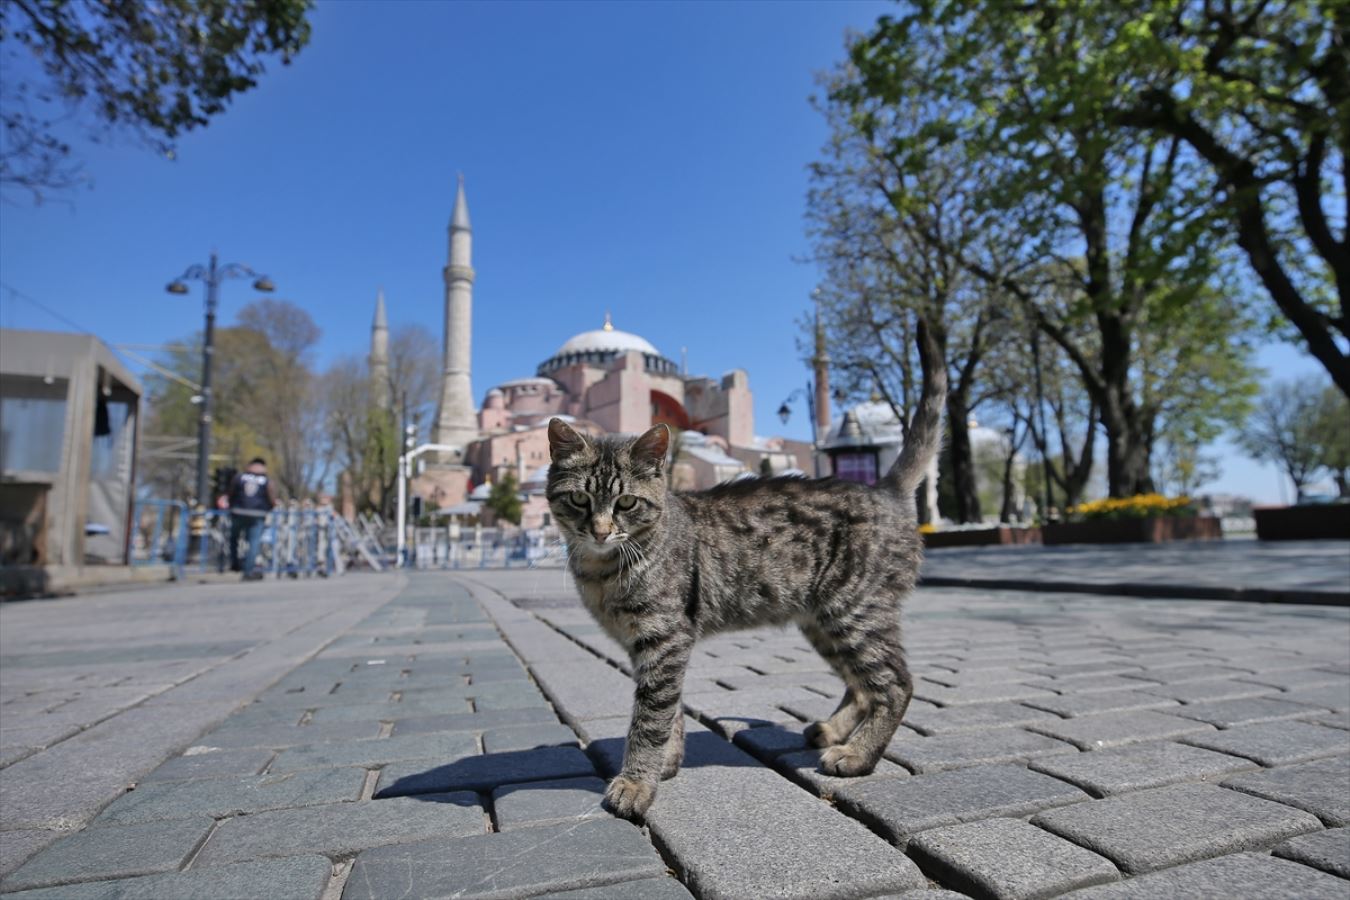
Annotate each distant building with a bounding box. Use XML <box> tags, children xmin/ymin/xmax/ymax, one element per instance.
<box><xmin>380</xmin><ymin>177</ymin><xmax>805</xmax><ymax>526</ymax></box>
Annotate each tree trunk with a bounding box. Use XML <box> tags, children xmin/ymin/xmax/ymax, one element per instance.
<box><xmin>999</xmin><ymin>449</ymin><xmax>1019</xmax><ymax>523</ymax></box>
<box><xmin>945</xmin><ymin>390</ymin><xmax>982</xmax><ymax>523</ymax></box>
<box><xmin>1102</xmin><ymin>400</ymin><xmax>1155</xmax><ymax>497</ymax></box>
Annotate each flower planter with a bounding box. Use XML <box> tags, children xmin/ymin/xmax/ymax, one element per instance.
<box><xmin>924</xmin><ymin>526</ymin><xmax>1042</xmax><ymax>549</ymax></box>
<box><xmin>1042</xmin><ymin>516</ymin><xmax>1222</xmax><ymax>546</ymax></box>
<box><xmin>1253</xmin><ymin>504</ymin><xmax>1350</xmax><ymax>541</ymax></box>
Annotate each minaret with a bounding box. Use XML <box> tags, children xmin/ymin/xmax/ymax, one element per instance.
<box><xmin>812</xmin><ymin>304</ymin><xmax>831</xmax><ymax>438</ymax></box>
<box><xmin>370</xmin><ymin>289</ymin><xmax>390</xmax><ymax>410</ymax></box>
<box><xmin>434</xmin><ymin>174</ymin><xmax>478</xmax><ymax>451</ymax></box>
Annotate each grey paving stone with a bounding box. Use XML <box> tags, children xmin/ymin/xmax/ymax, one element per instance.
<box><xmin>625</xmin><ymin>732</ymin><xmax>926</xmax><ymax>900</ymax></box>
<box><xmin>731</xmin><ymin>722</ymin><xmax>811</xmax><ymax>760</ymax></box>
<box><xmin>835</xmin><ymin>764</ymin><xmax>1089</xmax><ymax>843</ymax></box>
<box><xmin>1308</xmin><ymin>709</ymin><xmax>1350</xmax><ymax>730</ymax></box>
<box><xmin>772</xmin><ymin>749</ymin><xmax>911</xmax><ymax>798</ymax></box>
<box><xmin>192</xmin><ymin>720</ymin><xmax>382</xmax><ymax>749</ymax></box>
<box><xmin>1181</xmin><ymin>720</ymin><xmax>1350</xmax><ymax>766</ymax></box>
<box><xmin>1222</xmin><ymin>755</ymin><xmax>1350</xmax><ymax>825</ymax></box>
<box><xmin>533</xmin><ymin>876</ymin><xmax>695</xmax><ymax>899</ymax></box>
<box><xmin>491</xmin><ymin>776</ymin><xmax>609</xmax><ymax>831</ymax></box>
<box><xmin>193</xmin><ymin>794</ymin><xmax>482</xmax><ymax>866</ymax></box>
<box><xmin>1</xmin><ymin>818</ymin><xmax>213</xmax><ymax>891</ymax></box>
<box><xmin>1027</xmin><ymin>662</ymin><xmax>1145</xmax><ymax>679</ymax></box>
<box><xmin>343</xmin><ymin>818</ymin><xmax>666</xmax><ymax>899</ymax></box>
<box><xmin>269</xmin><ymin>731</ymin><xmax>478</xmax><ymax>772</ymax></box>
<box><xmin>95</xmin><ymin>767</ymin><xmax>366</xmax><ymax>824</ymax></box>
<box><xmin>0</xmin><ymin>831</ymin><xmax>58</xmax><ymax>880</ymax></box>
<box><xmin>1283</xmin><ymin>681</ymin><xmax>1350</xmax><ymax>712</ymax></box>
<box><xmin>1122</xmin><ymin>664</ymin><xmax>1250</xmax><ymax>683</ymax></box>
<box><xmin>391</xmin><ymin>707</ymin><xmax>558</xmax><ymax>736</ymax></box>
<box><xmin>1026</xmin><ymin>710</ymin><xmax>1214</xmax><ymax>751</ymax></box>
<box><xmin>1036</xmin><ymin>675</ymin><xmax>1160</xmax><ymax>694</ymax></box>
<box><xmin>1137</xmin><ymin>679</ymin><xmax>1281</xmax><ymax>704</ymax></box>
<box><xmin>901</xmin><ymin>701</ymin><xmax>1061</xmax><ymax>736</ymax></box>
<box><xmin>1165</xmin><ymin>696</ymin><xmax>1334</xmax><ymax>728</ymax></box>
<box><xmin>0</xmin><ymin>855</ymin><xmax>332</xmax><ymax>899</ymax></box>
<box><xmin>914</xmin><ymin>681</ymin><xmax>1058</xmax><ymax>707</ymax></box>
<box><xmin>375</xmin><ymin>746</ymin><xmax>597</xmax><ymax>797</ymax></box>
<box><xmin>1029</xmin><ymin>740</ymin><xmax>1258</xmax><ymax>796</ymax></box>
<box><xmin>1032</xmin><ymin>783</ymin><xmax>1322</xmax><ymax>874</ymax></box>
<box><xmin>1023</xmin><ymin>690</ymin><xmax>1179</xmax><ymax>718</ymax></box>
<box><xmin>1060</xmin><ymin>852</ymin><xmax>1349</xmax><ymax>899</ymax></box>
<box><xmin>922</xmin><ymin>665</ymin><xmax>1052</xmax><ymax>687</ymax></box>
<box><xmin>907</xmin><ymin>818</ymin><xmax>1121</xmax><ymax>899</ymax></box>
<box><xmin>1237</xmin><ymin>668</ymin><xmax>1349</xmax><ymax>691</ymax></box>
<box><xmin>141</xmin><ymin>748</ymin><xmax>274</xmax><ymax>782</ymax></box>
<box><xmin>1272</xmin><ymin>827</ymin><xmax>1350</xmax><ymax>878</ymax></box>
<box><xmin>482</xmin><ymin>723</ymin><xmax>579</xmax><ymax>753</ymax></box>
<box><xmin>885</xmin><ymin>727</ymin><xmax>1076</xmax><ymax>773</ymax></box>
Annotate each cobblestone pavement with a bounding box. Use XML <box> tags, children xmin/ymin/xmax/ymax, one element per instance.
<box><xmin>922</xmin><ymin>539</ymin><xmax>1350</xmax><ymax>602</ymax></box>
<box><xmin>1</xmin><ymin>558</ymin><xmax>1348</xmax><ymax>898</ymax></box>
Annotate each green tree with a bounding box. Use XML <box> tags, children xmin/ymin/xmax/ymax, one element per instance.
<box><xmin>1236</xmin><ymin>376</ymin><xmax>1328</xmax><ymax>501</ymax></box>
<box><xmin>486</xmin><ymin>471</ymin><xmax>522</xmax><ymax>526</ymax></box>
<box><xmin>1</xmin><ymin>0</ymin><xmax>313</xmax><ymax>200</ymax></box>
<box><xmin>842</xmin><ymin>5</ymin><xmax>1262</xmax><ymax>495</ymax></box>
<box><xmin>865</xmin><ymin>0</ymin><xmax>1346</xmax><ymax>395</ymax></box>
<box><xmin>1311</xmin><ymin>385</ymin><xmax>1350</xmax><ymax>497</ymax></box>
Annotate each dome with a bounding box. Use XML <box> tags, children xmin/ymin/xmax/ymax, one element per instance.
<box><xmin>555</xmin><ymin>327</ymin><xmax>658</xmax><ymax>357</ymax></box>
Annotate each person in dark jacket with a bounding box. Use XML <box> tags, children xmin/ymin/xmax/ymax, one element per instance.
<box><xmin>228</xmin><ymin>457</ymin><xmax>277</xmax><ymax>580</ymax></box>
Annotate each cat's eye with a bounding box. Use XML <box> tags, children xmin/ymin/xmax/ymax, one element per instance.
<box><xmin>568</xmin><ymin>491</ymin><xmax>589</xmax><ymax>507</ymax></box>
<box><xmin>614</xmin><ymin>494</ymin><xmax>637</xmax><ymax>511</ymax></box>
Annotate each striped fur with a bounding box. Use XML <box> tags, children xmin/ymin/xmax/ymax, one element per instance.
<box><xmin>546</xmin><ymin>332</ymin><xmax>944</xmax><ymax>819</ymax></box>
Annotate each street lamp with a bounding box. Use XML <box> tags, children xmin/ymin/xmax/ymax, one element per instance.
<box><xmin>166</xmin><ymin>252</ymin><xmax>275</xmax><ymax>509</ymax></box>
<box><xmin>778</xmin><ymin>384</ymin><xmax>820</xmax><ymax>476</ymax></box>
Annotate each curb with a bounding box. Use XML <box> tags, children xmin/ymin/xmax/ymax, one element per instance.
<box><xmin>918</xmin><ymin>575</ymin><xmax>1350</xmax><ymax>608</ymax></box>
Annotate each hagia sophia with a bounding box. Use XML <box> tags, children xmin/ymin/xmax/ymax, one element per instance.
<box><xmin>370</xmin><ymin>178</ymin><xmax>817</xmax><ymax>527</ymax></box>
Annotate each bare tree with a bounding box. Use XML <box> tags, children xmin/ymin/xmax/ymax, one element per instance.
<box><xmin>1236</xmin><ymin>377</ymin><xmax>1329</xmax><ymax>502</ymax></box>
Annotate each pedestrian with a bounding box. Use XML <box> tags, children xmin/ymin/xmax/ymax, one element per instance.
<box><xmin>227</xmin><ymin>457</ymin><xmax>277</xmax><ymax>580</ymax></box>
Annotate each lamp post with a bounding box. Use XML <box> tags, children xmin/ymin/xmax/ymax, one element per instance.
<box><xmin>166</xmin><ymin>252</ymin><xmax>275</xmax><ymax>509</ymax></box>
<box><xmin>778</xmin><ymin>384</ymin><xmax>820</xmax><ymax>477</ymax></box>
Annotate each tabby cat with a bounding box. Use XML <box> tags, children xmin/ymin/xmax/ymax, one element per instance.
<box><xmin>545</xmin><ymin>321</ymin><xmax>945</xmax><ymax>819</ymax></box>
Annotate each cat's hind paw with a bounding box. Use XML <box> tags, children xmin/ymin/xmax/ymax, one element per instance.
<box><xmin>604</xmin><ymin>774</ymin><xmax>656</xmax><ymax>819</ymax></box>
<box><xmin>819</xmin><ymin>744</ymin><xmax>876</xmax><ymax>776</ymax></box>
<box><xmin>804</xmin><ymin>721</ymin><xmax>845</xmax><ymax>748</ymax></box>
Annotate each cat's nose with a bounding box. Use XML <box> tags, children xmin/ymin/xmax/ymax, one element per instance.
<box><xmin>592</xmin><ymin>522</ymin><xmax>612</xmax><ymax>540</ymax></box>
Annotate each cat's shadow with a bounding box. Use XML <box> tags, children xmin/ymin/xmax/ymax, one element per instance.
<box><xmin>377</xmin><ymin>727</ymin><xmax>767</xmax><ymax>805</ymax></box>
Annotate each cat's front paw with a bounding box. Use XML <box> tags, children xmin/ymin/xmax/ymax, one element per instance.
<box><xmin>819</xmin><ymin>744</ymin><xmax>876</xmax><ymax>776</ymax></box>
<box><xmin>604</xmin><ymin>774</ymin><xmax>656</xmax><ymax>819</ymax></box>
<box><xmin>804</xmin><ymin>721</ymin><xmax>845</xmax><ymax>748</ymax></box>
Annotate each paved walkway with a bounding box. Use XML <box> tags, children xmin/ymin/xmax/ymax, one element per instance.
<box><xmin>922</xmin><ymin>539</ymin><xmax>1350</xmax><ymax>603</ymax></box>
<box><xmin>0</xmin><ymin>555</ymin><xmax>1347</xmax><ymax>898</ymax></box>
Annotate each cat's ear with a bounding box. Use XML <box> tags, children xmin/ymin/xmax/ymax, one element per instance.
<box><xmin>547</xmin><ymin>418</ymin><xmax>589</xmax><ymax>462</ymax></box>
<box><xmin>630</xmin><ymin>423</ymin><xmax>670</xmax><ymax>475</ymax></box>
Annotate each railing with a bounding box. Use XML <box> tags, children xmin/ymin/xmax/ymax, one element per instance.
<box><xmin>130</xmin><ymin>503</ymin><xmax>381</xmax><ymax>579</ymax></box>
<box><xmin>129</xmin><ymin>499</ymin><xmax>190</xmax><ymax>579</ymax></box>
<box><xmin>407</xmin><ymin>526</ymin><xmax>565</xmax><ymax>570</ymax></box>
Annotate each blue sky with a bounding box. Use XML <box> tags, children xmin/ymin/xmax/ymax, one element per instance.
<box><xmin>0</xmin><ymin>0</ymin><xmax>1329</xmax><ymax>503</ymax></box>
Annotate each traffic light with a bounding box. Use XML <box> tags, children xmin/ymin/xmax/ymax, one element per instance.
<box><xmin>411</xmin><ymin>496</ymin><xmax>424</xmax><ymax>520</ymax></box>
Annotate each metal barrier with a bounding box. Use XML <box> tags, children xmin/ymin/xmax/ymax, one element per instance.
<box><xmin>130</xmin><ymin>499</ymin><xmax>189</xmax><ymax>579</ymax></box>
<box><xmin>408</xmin><ymin>527</ymin><xmax>564</xmax><ymax>570</ymax></box>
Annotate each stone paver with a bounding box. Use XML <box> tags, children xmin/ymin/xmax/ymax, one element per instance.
<box><xmin>836</xmin><ymin>764</ymin><xmax>1089</xmax><ymax>844</ymax></box>
<box><xmin>0</xmin><ymin>856</ymin><xmax>332</xmax><ymax>899</ymax></box>
<box><xmin>1164</xmin><ymin>696</ymin><xmax>1334</xmax><ymax>727</ymax></box>
<box><xmin>533</xmin><ymin>877</ymin><xmax>695</xmax><ymax>899</ymax></box>
<box><xmin>1061</xmin><ymin>852</ymin><xmax>1349</xmax><ymax>898</ymax></box>
<box><xmin>343</xmin><ymin>819</ymin><xmax>667</xmax><ymax>899</ymax></box>
<box><xmin>375</xmin><ymin>746</ymin><xmax>598</xmax><ymax>797</ymax></box>
<box><xmin>1025</xmin><ymin>709</ymin><xmax>1215</xmax><ymax>750</ymax></box>
<box><xmin>907</xmin><ymin>818</ymin><xmax>1121</xmax><ymax>899</ymax></box>
<box><xmin>269</xmin><ymin>730</ymin><xmax>479</xmax><ymax>772</ymax></box>
<box><xmin>1032</xmin><ymin>783</ymin><xmax>1322</xmax><ymax>874</ymax></box>
<box><xmin>94</xmin><ymin>766</ymin><xmax>367</xmax><ymax>824</ymax></box>
<box><xmin>491</xmin><ymin>776</ymin><xmax>609</xmax><ymax>831</ymax></box>
<box><xmin>1028</xmin><ymin>740</ymin><xmax>1258</xmax><ymax>796</ymax></box>
<box><xmin>1221</xmin><ymin>755</ymin><xmax>1350</xmax><ymax>825</ymax></box>
<box><xmin>140</xmin><ymin>748</ymin><xmax>275</xmax><ymax>782</ymax></box>
<box><xmin>193</xmin><ymin>794</ymin><xmax>484</xmax><ymax>866</ymax></box>
<box><xmin>1272</xmin><ymin>827</ymin><xmax>1350</xmax><ymax>878</ymax></box>
<box><xmin>885</xmin><ymin>727</ymin><xmax>1076</xmax><ymax>773</ymax></box>
<box><xmin>1</xmin><ymin>818</ymin><xmax>214</xmax><ymax>891</ymax></box>
<box><xmin>1180</xmin><ymin>720</ymin><xmax>1349</xmax><ymax>766</ymax></box>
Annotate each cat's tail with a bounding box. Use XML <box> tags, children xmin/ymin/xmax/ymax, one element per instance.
<box><xmin>879</xmin><ymin>317</ymin><xmax>946</xmax><ymax>497</ymax></box>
